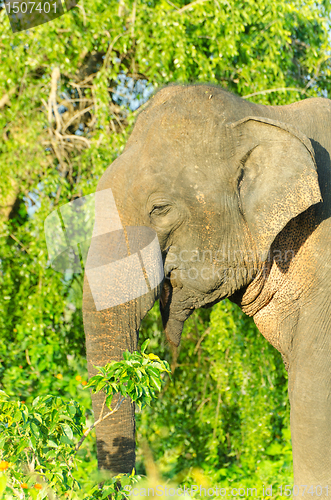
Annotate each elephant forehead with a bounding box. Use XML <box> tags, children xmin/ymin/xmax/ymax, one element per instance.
<box><xmin>148</xmin><ymin>105</ymin><xmax>215</xmax><ymax>138</ymax></box>
<box><xmin>131</xmin><ymin>87</ymin><xmax>230</xmax><ymax>144</ymax></box>
<box><xmin>136</xmin><ymin>117</ymin><xmax>224</xmax><ymax>175</ymax></box>
<box><xmin>123</xmin><ymin>85</ymin><xmax>257</xmax><ymax>173</ymax></box>
<box><xmin>136</xmin><ymin>83</ymin><xmax>257</xmax><ymax>133</ymax></box>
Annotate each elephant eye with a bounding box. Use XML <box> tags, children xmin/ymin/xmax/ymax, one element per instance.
<box><xmin>150</xmin><ymin>204</ymin><xmax>172</xmax><ymax>217</ymax></box>
<box><xmin>149</xmin><ymin>201</ymin><xmax>181</xmax><ymax>234</ymax></box>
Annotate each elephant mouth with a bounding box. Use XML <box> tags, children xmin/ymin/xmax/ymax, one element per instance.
<box><xmin>160</xmin><ymin>271</ymin><xmax>228</xmax><ymax>346</ymax></box>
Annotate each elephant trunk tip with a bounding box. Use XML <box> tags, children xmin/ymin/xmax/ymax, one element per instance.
<box><xmin>165</xmin><ymin>318</ymin><xmax>184</xmax><ymax>347</ymax></box>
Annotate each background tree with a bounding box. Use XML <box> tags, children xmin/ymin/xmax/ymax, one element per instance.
<box><xmin>1</xmin><ymin>0</ymin><xmax>331</xmax><ymax>491</ymax></box>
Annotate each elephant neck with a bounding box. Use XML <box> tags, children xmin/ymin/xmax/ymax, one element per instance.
<box><xmin>231</xmin><ymin>207</ymin><xmax>318</xmax><ymax>356</ymax></box>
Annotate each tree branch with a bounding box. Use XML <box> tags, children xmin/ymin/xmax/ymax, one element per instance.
<box><xmin>48</xmin><ymin>68</ymin><xmax>62</xmax><ymax>133</ymax></box>
<box><xmin>62</xmin><ymin>104</ymin><xmax>94</xmax><ymax>133</ymax></box>
<box><xmin>177</xmin><ymin>0</ymin><xmax>209</xmax><ymax>14</ymax></box>
<box><xmin>74</xmin><ymin>396</ymin><xmax>126</xmax><ymax>452</ymax></box>
<box><xmin>242</xmin><ymin>87</ymin><xmax>305</xmax><ymax>99</ymax></box>
<box><xmin>193</xmin><ymin>327</ymin><xmax>210</xmax><ymax>355</ymax></box>
<box><xmin>104</xmin><ymin>33</ymin><xmax>125</xmax><ymax>68</ymax></box>
<box><xmin>9</xmin><ymin>234</ymin><xmax>30</xmax><ymax>254</ymax></box>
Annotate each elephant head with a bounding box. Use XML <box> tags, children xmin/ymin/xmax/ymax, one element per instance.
<box><xmin>83</xmin><ymin>85</ymin><xmax>321</xmax><ymax>473</ymax></box>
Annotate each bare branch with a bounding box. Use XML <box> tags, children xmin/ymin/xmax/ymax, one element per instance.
<box><xmin>61</xmin><ymin>98</ymin><xmax>94</xmax><ymax>103</ymax></box>
<box><xmin>25</xmin><ymin>349</ymin><xmax>36</xmax><ymax>371</ymax></box>
<box><xmin>196</xmin><ymin>396</ymin><xmax>211</xmax><ymax>413</ymax></box>
<box><xmin>177</xmin><ymin>0</ymin><xmax>209</xmax><ymax>14</ymax></box>
<box><xmin>48</xmin><ymin>68</ymin><xmax>62</xmax><ymax>133</ymax></box>
<box><xmin>51</xmin><ymin>140</ymin><xmax>66</xmax><ymax>172</ymax></box>
<box><xmin>193</xmin><ymin>327</ymin><xmax>210</xmax><ymax>355</ymax></box>
<box><xmin>75</xmin><ymin>72</ymin><xmax>97</xmax><ymax>86</ymax></box>
<box><xmin>74</xmin><ymin>396</ymin><xmax>126</xmax><ymax>452</ymax></box>
<box><xmin>104</xmin><ymin>33</ymin><xmax>125</xmax><ymax>68</ymax></box>
<box><xmin>76</xmin><ymin>2</ymin><xmax>87</xmax><ymax>25</ymax></box>
<box><xmin>131</xmin><ymin>0</ymin><xmax>137</xmax><ymax>39</ymax></box>
<box><xmin>166</xmin><ymin>0</ymin><xmax>180</xmax><ymax>9</ymax></box>
<box><xmin>62</xmin><ymin>134</ymin><xmax>91</xmax><ymax>148</ymax></box>
<box><xmin>98</xmin><ymin>394</ymin><xmax>107</xmax><ymax>421</ymax></box>
<box><xmin>242</xmin><ymin>87</ymin><xmax>305</xmax><ymax>99</ymax></box>
<box><xmin>9</xmin><ymin>234</ymin><xmax>30</xmax><ymax>254</ymax></box>
<box><xmin>62</xmin><ymin>104</ymin><xmax>94</xmax><ymax>133</ymax></box>
<box><xmin>212</xmin><ymin>391</ymin><xmax>222</xmax><ymax>440</ymax></box>
<box><xmin>118</xmin><ymin>0</ymin><xmax>125</xmax><ymax>16</ymax></box>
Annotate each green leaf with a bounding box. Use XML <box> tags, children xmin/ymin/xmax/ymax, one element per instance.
<box><xmin>30</xmin><ymin>421</ymin><xmax>40</xmax><ymax>438</ymax></box>
<box><xmin>119</xmin><ymin>384</ymin><xmax>128</xmax><ymax>397</ymax></box>
<box><xmin>62</xmin><ymin>423</ymin><xmax>74</xmax><ymax>441</ymax></box>
<box><xmin>47</xmin><ymin>440</ymin><xmax>58</xmax><ymax>448</ymax></box>
<box><xmin>68</xmin><ymin>405</ymin><xmax>76</xmax><ymax>418</ymax></box>
<box><xmin>141</xmin><ymin>339</ymin><xmax>150</xmax><ymax>353</ymax></box>
<box><xmin>149</xmin><ymin>374</ymin><xmax>162</xmax><ymax>392</ymax></box>
<box><xmin>0</xmin><ymin>391</ymin><xmax>9</xmax><ymax>401</ymax></box>
<box><xmin>32</xmin><ymin>396</ymin><xmax>40</xmax><ymax>407</ymax></box>
<box><xmin>93</xmin><ymin>380</ymin><xmax>107</xmax><ymax>393</ymax></box>
<box><xmin>106</xmin><ymin>395</ymin><xmax>113</xmax><ymax>408</ymax></box>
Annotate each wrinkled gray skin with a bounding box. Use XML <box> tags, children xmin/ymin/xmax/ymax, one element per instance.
<box><xmin>83</xmin><ymin>85</ymin><xmax>331</xmax><ymax>490</ymax></box>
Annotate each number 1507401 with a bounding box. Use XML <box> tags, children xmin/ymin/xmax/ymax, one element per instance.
<box><xmin>5</xmin><ymin>2</ymin><xmax>58</xmax><ymax>14</ymax></box>
<box><xmin>280</xmin><ymin>485</ymin><xmax>329</xmax><ymax>496</ymax></box>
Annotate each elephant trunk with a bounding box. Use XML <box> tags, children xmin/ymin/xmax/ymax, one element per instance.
<box><xmin>83</xmin><ymin>276</ymin><xmax>138</xmax><ymax>472</ymax></box>
<box><xmin>81</xmin><ymin>193</ymin><xmax>164</xmax><ymax>472</ymax></box>
<box><xmin>83</xmin><ymin>275</ymin><xmax>159</xmax><ymax>473</ymax></box>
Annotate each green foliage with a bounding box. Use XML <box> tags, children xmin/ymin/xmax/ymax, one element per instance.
<box><xmin>87</xmin><ymin>340</ymin><xmax>171</xmax><ymax>411</ymax></box>
<box><xmin>0</xmin><ymin>345</ymin><xmax>168</xmax><ymax>499</ymax></box>
<box><xmin>1</xmin><ymin>0</ymin><xmax>331</xmax><ymax>495</ymax></box>
<box><xmin>204</xmin><ymin>301</ymin><xmax>289</xmax><ymax>471</ymax></box>
<box><xmin>0</xmin><ymin>391</ymin><xmax>84</xmax><ymax>495</ymax></box>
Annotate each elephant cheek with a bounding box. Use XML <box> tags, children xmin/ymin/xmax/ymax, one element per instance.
<box><xmin>160</xmin><ymin>280</ymin><xmax>184</xmax><ymax>347</ymax></box>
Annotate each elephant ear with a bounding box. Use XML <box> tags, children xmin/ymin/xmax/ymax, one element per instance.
<box><xmin>228</xmin><ymin>116</ymin><xmax>322</xmax><ymax>259</ymax></box>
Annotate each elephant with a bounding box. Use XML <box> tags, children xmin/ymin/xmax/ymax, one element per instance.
<box><xmin>83</xmin><ymin>84</ymin><xmax>331</xmax><ymax>491</ymax></box>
